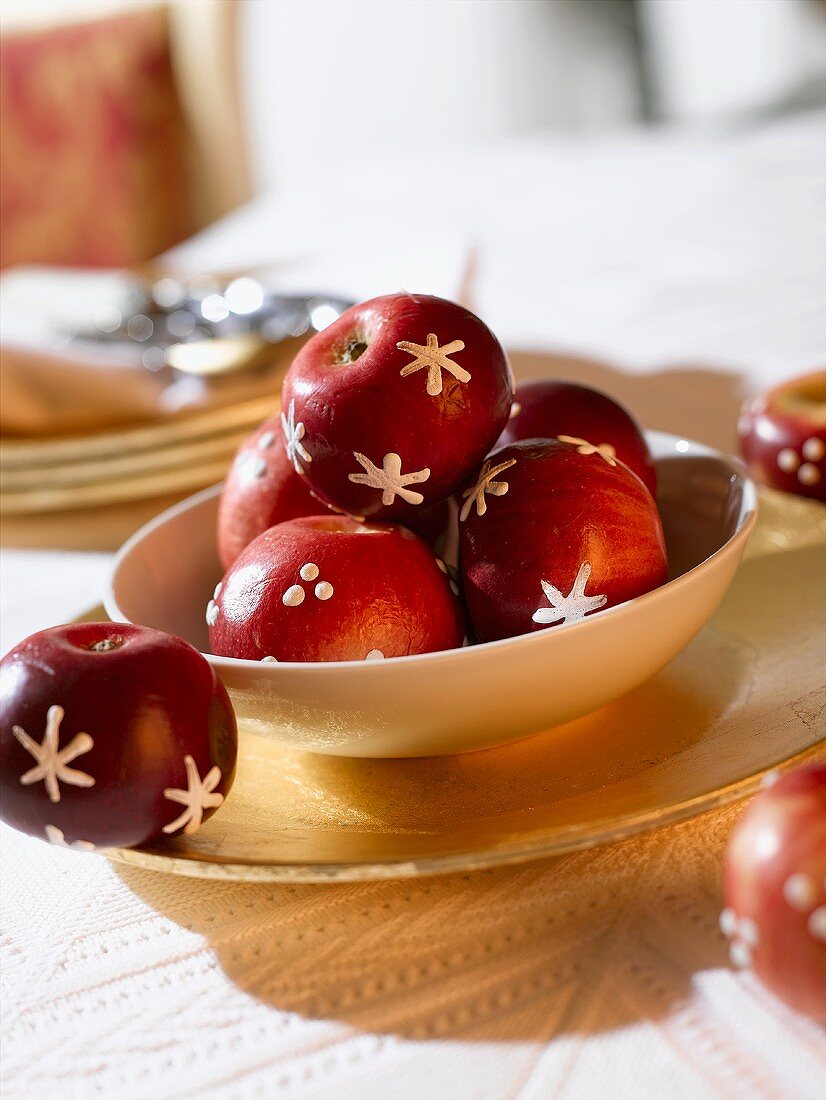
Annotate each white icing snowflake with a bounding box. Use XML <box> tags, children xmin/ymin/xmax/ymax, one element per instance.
<box><xmin>45</xmin><ymin>825</ymin><xmax>95</xmax><ymax>851</ymax></box>
<box><xmin>348</xmin><ymin>452</ymin><xmax>430</xmax><ymax>506</ymax></box>
<box><xmin>280</xmin><ymin>399</ymin><xmax>312</xmax><ymax>474</ymax></box>
<box><xmin>557</xmin><ymin>435</ymin><xmax>617</xmax><ymax>467</ymax></box>
<box><xmin>460</xmin><ymin>457</ymin><xmax>516</xmax><ymax>521</ymax></box>
<box><xmin>206</xmin><ymin>600</ymin><xmax>220</xmax><ymax>626</ymax></box>
<box><xmin>531</xmin><ymin>562</ymin><xmax>608</xmax><ymax>626</ymax></box>
<box><xmin>162</xmin><ymin>755</ymin><xmax>224</xmax><ymax>835</ymax></box>
<box><xmin>12</xmin><ymin>705</ymin><xmax>95</xmax><ymax>804</ymax></box>
<box><xmin>397</xmin><ymin>333</ymin><xmax>470</xmax><ymax>396</ymax></box>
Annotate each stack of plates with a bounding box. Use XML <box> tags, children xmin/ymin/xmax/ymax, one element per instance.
<box><xmin>0</xmin><ymin>395</ymin><xmax>277</xmax><ymax>515</ymax></box>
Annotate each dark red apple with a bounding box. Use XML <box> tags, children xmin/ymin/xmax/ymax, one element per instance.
<box><xmin>280</xmin><ymin>293</ymin><xmax>513</xmax><ymax>520</ymax></box>
<box><xmin>0</xmin><ymin>623</ymin><xmax>237</xmax><ymax>849</ymax></box>
<box><xmin>498</xmin><ymin>379</ymin><xmax>657</xmax><ymax>497</ymax></box>
<box><xmin>208</xmin><ymin>515</ymin><xmax>465</xmax><ymax>662</ymax></box>
<box><xmin>722</xmin><ymin>764</ymin><xmax>826</xmax><ymax>1020</ymax></box>
<box><xmin>458</xmin><ymin>438</ymin><xmax>668</xmax><ymax>642</ymax></box>
<box><xmin>218</xmin><ymin>415</ymin><xmax>320</xmax><ymax>569</ymax></box>
<box><xmin>738</xmin><ymin>371</ymin><xmax>826</xmax><ymax>503</ymax></box>
<box><xmin>218</xmin><ymin>415</ymin><xmax>454</xmax><ymax>568</ymax></box>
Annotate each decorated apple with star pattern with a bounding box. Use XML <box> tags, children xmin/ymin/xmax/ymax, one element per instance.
<box><xmin>458</xmin><ymin>437</ymin><xmax>668</xmax><ymax>642</ymax></box>
<box><xmin>218</xmin><ymin>414</ymin><xmax>455</xmax><ymax>568</ymax></box>
<box><xmin>218</xmin><ymin>415</ymin><xmax>321</xmax><ymax>569</ymax></box>
<box><xmin>208</xmin><ymin>514</ymin><xmax>465</xmax><ymax>662</ymax></box>
<box><xmin>721</xmin><ymin>764</ymin><xmax>826</xmax><ymax>1021</ymax></box>
<box><xmin>738</xmin><ymin>371</ymin><xmax>826</xmax><ymax>503</ymax></box>
<box><xmin>279</xmin><ymin>293</ymin><xmax>514</xmax><ymax>521</ymax></box>
<box><xmin>0</xmin><ymin>623</ymin><xmax>237</xmax><ymax>850</ymax></box>
<box><xmin>498</xmin><ymin>379</ymin><xmax>657</xmax><ymax>497</ymax></box>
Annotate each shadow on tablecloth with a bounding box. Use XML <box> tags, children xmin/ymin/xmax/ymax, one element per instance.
<box><xmin>116</xmin><ymin>805</ymin><xmax>738</xmax><ymax>1043</ymax></box>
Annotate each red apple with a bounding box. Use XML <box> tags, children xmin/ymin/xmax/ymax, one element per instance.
<box><xmin>738</xmin><ymin>371</ymin><xmax>826</xmax><ymax>503</ymax></box>
<box><xmin>280</xmin><ymin>293</ymin><xmax>513</xmax><ymax>520</ymax></box>
<box><xmin>0</xmin><ymin>623</ymin><xmax>237</xmax><ymax>849</ymax></box>
<box><xmin>458</xmin><ymin>438</ymin><xmax>668</xmax><ymax>642</ymax></box>
<box><xmin>218</xmin><ymin>415</ymin><xmax>454</xmax><ymax>568</ymax></box>
<box><xmin>208</xmin><ymin>515</ymin><xmax>465</xmax><ymax>662</ymax></box>
<box><xmin>722</xmin><ymin>764</ymin><xmax>826</xmax><ymax>1020</ymax></box>
<box><xmin>218</xmin><ymin>415</ymin><xmax>320</xmax><ymax>569</ymax></box>
<box><xmin>498</xmin><ymin>379</ymin><xmax>657</xmax><ymax>497</ymax></box>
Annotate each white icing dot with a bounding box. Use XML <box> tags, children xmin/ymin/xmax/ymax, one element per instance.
<box><xmin>449</xmin><ymin>580</ymin><xmax>460</xmax><ymax>596</ymax></box>
<box><xmin>250</xmin><ymin>456</ymin><xmax>267</xmax><ymax>479</ymax></box>
<box><xmin>436</xmin><ymin>559</ymin><xmax>448</xmax><ymax>574</ymax></box>
<box><xmin>738</xmin><ymin>917</ymin><xmax>759</xmax><ymax>947</ymax></box>
<box><xmin>729</xmin><ymin>940</ymin><xmax>752</xmax><ymax>969</ymax></box>
<box><xmin>365</xmin><ymin>649</ymin><xmax>385</xmax><ymax>661</ymax></box>
<box><xmin>798</xmin><ymin>463</ymin><xmax>821</xmax><ymax>486</ymax></box>
<box><xmin>300</xmin><ymin>563</ymin><xmax>319</xmax><ymax>582</ymax></box>
<box><xmin>760</xmin><ymin>769</ymin><xmax>781</xmax><ymax>789</ymax></box>
<box><xmin>260</xmin><ymin>655</ymin><xmax>278</xmax><ymax>663</ymax></box>
<box><xmin>213</xmin><ymin>581</ymin><xmax>223</xmax><ymax>600</ymax></box>
<box><xmin>315</xmin><ymin>581</ymin><xmax>334</xmax><ymax>601</ymax></box>
<box><xmin>777</xmin><ymin>448</ymin><xmax>800</xmax><ymax>472</ymax></box>
<box><xmin>807</xmin><ymin>906</ymin><xmax>826</xmax><ymax>942</ymax></box>
<box><xmin>783</xmin><ymin>872</ymin><xmax>818</xmax><ymax>911</ymax></box>
<box><xmin>719</xmin><ymin>908</ymin><xmax>737</xmax><ymax>937</ymax></box>
<box><xmin>258</xmin><ymin>431</ymin><xmax>276</xmax><ymax>450</ymax></box>
<box><xmin>282</xmin><ymin>585</ymin><xmax>305</xmax><ymax>607</ymax></box>
<box><xmin>802</xmin><ymin>437</ymin><xmax>825</xmax><ymax>462</ymax></box>
<box><xmin>206</xmin><ymin>600</ymin><xmax>219</xmax><ymax>626</ymax></box>
<box><xmin>509</xmin><ymin>401</ymin><xmax>522</xmax><ymax>419</ymax></box>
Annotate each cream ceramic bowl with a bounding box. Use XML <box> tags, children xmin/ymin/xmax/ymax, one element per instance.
<box><xmin>106</xmin><ymin>431</ymin><xmax>757</xmax><ymax>758</ymax></box>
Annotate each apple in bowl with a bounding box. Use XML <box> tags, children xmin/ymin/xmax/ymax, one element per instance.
<box><xmin>458</xmin><ymin>437</ymin><xmax>668</xmax><ymax>642</ymax></box>
<box><xmin>209</xmin><ymin>515</ymin><xmax>465</xmax><ymax>663</ymax></box>
<box><xmin>499</xmin><ymin>379</ymin><xmax>657</xmax><ymax>497</ymax></box>
<box><xmin>280</xmin><ymin>293</ymin><xmax>513</xmax><ymax>521</ymax></box>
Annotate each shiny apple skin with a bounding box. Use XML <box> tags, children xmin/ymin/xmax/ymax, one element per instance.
<box><xmin>0</xmin><ymin>623</ymin><xmax>237</xmax><ymax>850</ymax></box>
<box><xmin>208</xmin><ymin>515</ymin><xmax>465</xmax><ymax>662</ymax></box>
<box><xmin>280</xmin><ymin>293</ymin><xmax>514</xmax><ymax>520</ymax></box>
<box><xmin>722</xmin><ymin>764</ymin><xmax>826</xmax><ymax>1021</ymax></box>
<box><xmin>498</xmin><ymin>379</ymin><xmax>657</xmax><ymax>497</ymax></box>
<box><xmin>218</xmin><ymin>416</ymin><xmax>454</xmax><ymax>568</ymax></box>
<box><xmin>218</xmin><ymin>416</ymin><xmax>321</xmax><ymax>569</ymax></box>
<box><xmin>738</xmin><ymin>371</ymin><xmax>826</xmax><ymax>504</ymax></box>
<box><xmin>458</xmin><ymin>438</ymin><xmax>668</xmax><ymax>642</ymax></box>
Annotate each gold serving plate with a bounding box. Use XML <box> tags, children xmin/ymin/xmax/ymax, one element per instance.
<box><xmin>103</xmin><ymin>488</ymin><xmax>825</xmax><ymax>882</ymax></box>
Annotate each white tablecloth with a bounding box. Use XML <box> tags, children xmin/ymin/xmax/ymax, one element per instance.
<box><xmin>2</xmin><ymin>112</ymin><xmax>825</xmax><ymax>1099</ymax></box>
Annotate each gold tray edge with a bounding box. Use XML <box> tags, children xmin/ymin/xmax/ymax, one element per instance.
<box><xmin>105</xmin><ymin>741</ymin><xmax>824</xmax><ymax>883</ymax></box>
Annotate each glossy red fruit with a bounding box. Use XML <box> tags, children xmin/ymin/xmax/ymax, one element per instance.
<box><xmin>280</xmin><ymin>293</ymin><xmax>513</xmax><ymax>521</ymax></box>
<box><xmin>218</xmin><ymin>415</ymin><xmax>321</xmax><ymax>569</ymax></box>
<box><xmin>722</xmin><ymin>764</ymin><xmax>826</xmax><ymax>1021</ymax></box>
<box><xmin>217</xmin><ymin>415</ymin><xmax>454</xmax><ymax>568</ymax></box>
<box><xmin>208</xmin><ymin>515</ymin><xmax>465</xmax><ymax>662</ymax></box>
<box><xmin>497</xmin><ymin>379</ymin><xmax>657</xmax><ymax>497</ymax></box>
<box><xmin>458</xmin><ymin>438</ymin><xmax>668</xmax><ymax>642</ymax></box>
<box><xmin>738</xmin><ymin>371</ymin><xmax>826</xmax><ymax>503</ymax></box>
<box><xmin>0</xmin><ymin>623</ymin><xmax>237</xmax><ymax>850</ymax></box>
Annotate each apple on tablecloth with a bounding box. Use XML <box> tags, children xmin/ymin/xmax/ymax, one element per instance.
<box><xmin>722</xmin><ymin>764</ymin><xmax>826</xmax><ymax>1021</ymax></box>
<box><xmin>0</xmin><ymin>623</ymin><xmax>237</xmax><ymax>849</ymax></box>
<box><xmin>738</xmin><ymin>371</ymin><xmax>826</xmax><ymax>503</ymax></box>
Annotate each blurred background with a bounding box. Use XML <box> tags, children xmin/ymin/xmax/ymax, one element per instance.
<box><xmin>0</xmin><ymin>0</ymin><xmax>824</xmax><ymax>546</ymax></box>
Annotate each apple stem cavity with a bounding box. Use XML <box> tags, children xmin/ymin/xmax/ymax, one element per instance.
<box><xmin>336</xmin><ymin>338</ymin><xmax>368</xmax><ymax>365</ymax></box>
<box><xmin>87</xmin><ymin>637</ymin><xmax>124</xmax><ymax>652</ymax></box>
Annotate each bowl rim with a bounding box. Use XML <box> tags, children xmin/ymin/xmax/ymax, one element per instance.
<box><xmin>106</xmin><ymin>430</ymin><xmax>758</xmax><ymax>673</ymax></box>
